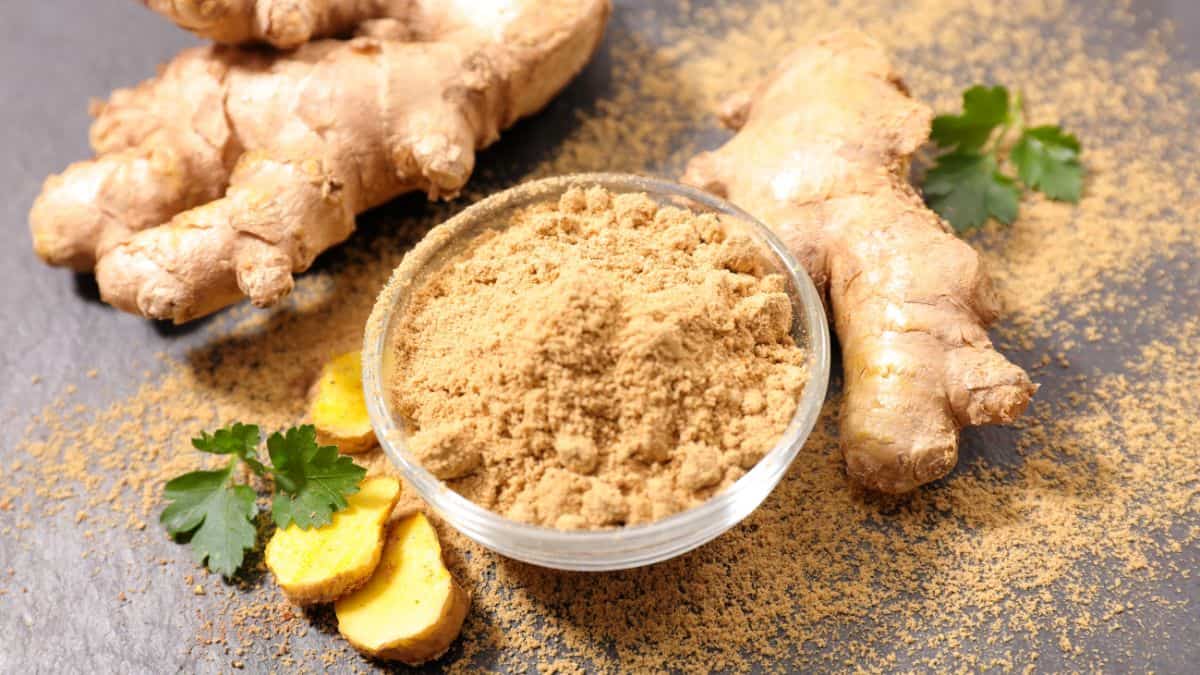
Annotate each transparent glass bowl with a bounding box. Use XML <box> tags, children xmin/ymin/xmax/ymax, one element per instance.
<box><xmin>362</xmin><ymin>173</ymin><xmax>830</xmax><ymax>571</ymax></box>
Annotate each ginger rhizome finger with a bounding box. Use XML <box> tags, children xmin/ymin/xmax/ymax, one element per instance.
<box><xmin>264</xmin><ymin>476</ymin><xmax>401</xmax><ymax>604</ymax></box>
<box><xmin>142</xmin><ymin>0</ymin><xmax>398</xmax><ymax>48</ymax></box>
<box><xmin>683</xmin><ymin>30</ymin><xmax>1036</xmax><ymax>493</ymax></box>
<box><xmin>310</xmin><ymin>351</ymin><xmax>377</xmax><ymax>454</ymax></box>
<box><xmin>335</xmin><ymin>512</ymin><xmax>469</xmax><ymax>664</ymax></box>
<box><xmin>31</xmin><ymin>0</ymin><xmax>610</xmax><ymax>322</ymax></box>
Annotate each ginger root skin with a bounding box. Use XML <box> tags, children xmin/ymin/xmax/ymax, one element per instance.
<box><xmin>683</xmin><ymin>30</ymin><xmax>1036</xmax><ymax>494</ymax></box>
<box><xmin>264</xmin><ymin>476</ymin><xmax>401</xmax><ymax>604</ymax></box>
<box><xmin>335</xmin><ymin>512</ymin><xmax>469</xmax><ymax>665</ymax></box>
<box><xmin>141</xmin><ymin>0</ymin><xmax>398</xmax><ymax>48</ymax></box>
<box><xmin>31</xmin><ymin>0</ymin><xmax>610</xmax><ymax>323</ymax></box>
<box><xmin>310</xmin><ymin>351</ymin><xmax>377</xmax><ymax>454</ymax></box>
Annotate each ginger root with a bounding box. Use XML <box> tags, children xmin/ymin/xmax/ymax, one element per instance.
<box><xmin>264</xmin><ymin>476</ymin><xmax>401</xmax><ymax>604</ymax></box>
<box><xmin>683</xmin><ymin>31</ymin><xmax>1037</xmax><ymax>493</ymax></box>
<box><xmin>31</xmin><ymin>0</ymin><xmax>610</xmax><ymax>322</ymax></box>
<box><xmin>142</xmin><ymin>0</ymin><xmax>397</xmax><ymax>48</ymax></box>
<box><xmin>335</xmin><ymin>512</ymin><xmax>469</xmax><ymax>664</ymax></box>
<box><xmin>311</xmin><ymin>351</ymin><xmax>376</xmax><ymax>454</ymax></box>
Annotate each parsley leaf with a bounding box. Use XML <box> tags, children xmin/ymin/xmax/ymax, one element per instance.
<box><xmin>267</xmin><ymin>425</ymin><xmax>366</xmax><ymax>530</ymax></box>
<box><xmin>921</xmin><ymin>85</ymin><xmax>1082</xmax><ymax>231</ymax></box>
<box><xmin>162</xmin><ymin>422</ymin><xmax>367</xmax><ymax>577</ymax></box>
<box><xmin>160</xmin><ymin>462</ymin><xmax>258</xmax><ymax>578</ymax></box>
<box><xmin>1011</xmin><ymin>125</ymin><xmax>1083</xmax><ymax>202</ymax></box>
<box><xmin>192</xmin><ymin>422</ymin><xmax>266</xmax><ymax>475</ymax></box>
<box><xmin>930</xmin><ymin>85</ymin><xmax>1011</xmax><ymax>152</ymax></box>
<box><xmin>924</xmin><ymin>151</ymin><xmax>1020</xmax><ymax>232</ymax></box>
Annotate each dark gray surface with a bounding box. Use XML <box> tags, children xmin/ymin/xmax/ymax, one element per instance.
<box><xmin>1</xmin><ymin>1</ymin><xmax>1198</xmax><ymax>673</ymax></box>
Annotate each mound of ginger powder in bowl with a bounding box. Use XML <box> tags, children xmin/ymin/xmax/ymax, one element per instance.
<box><xmin>390</xmin><ymin>186</ymin><xmax>809</xmax><ymax>530</ymax></box>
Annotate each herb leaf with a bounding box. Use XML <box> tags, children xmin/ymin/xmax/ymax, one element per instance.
<box><xmin>1011</xmin><ymin>125</ymin><xmax>1083</xmax><ymax>202</ymax></box>
<box><xmin>924</xmin><ymin>151</ymin><xmax>1020</xmax><ymax>232</ymax></box>
<box><xmin>930</xmin><ymin>85</ymin><xmax>1011</xmax><ymax>152</ymax></box>
<box><xmin>160</xmin><ymin>463</ymin><xmax>258</xmax><ymax>577</ymax></box>
<box><xmin>164</xmin><ymin>423</ymin><xmax>367</xmax><ymax>576</ymax></box>
<box><xmin>922</xmin><ymin>85</ymin><xmax>1082</xmax><ymax>231</ymax></box>
<box><xmin>267</xmin><ymin>425</ymin><xmax>366</xmax><ymax>530</ymax></box>
<box><xmin>192</xmin><ymin>423</ymin><xmax>266</xmax><ymax>475</ymax></box>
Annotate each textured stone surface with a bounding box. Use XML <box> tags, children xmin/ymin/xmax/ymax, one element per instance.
<box><xmin>1</xmin><ymin>1</ymin><xmax>1197</xmax><ymax>672</ymax></box>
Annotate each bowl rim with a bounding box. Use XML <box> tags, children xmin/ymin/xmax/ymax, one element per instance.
<box><xmin>361</xmin><ymin>172</ymin><xmax>830</xmax><ymax>568</ymax></box>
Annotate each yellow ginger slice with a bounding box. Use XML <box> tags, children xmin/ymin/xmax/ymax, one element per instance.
<box><xmin>310</xmin><ymin>351</ymin><xmax>377</xmax><ymax>454</ymax></box>
<box><xmin>264</xmin><ymin>476</ymin><xmax>401</xmax><ymax>604</ymax></box>
<box><xmin>335</xmin><ymin>513</ymin><xmax>470</xmax><ymax>665</ymax></box>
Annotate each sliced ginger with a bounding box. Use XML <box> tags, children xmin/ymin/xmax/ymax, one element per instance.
<box><xmin>335</xmin><ymin>513</ymin><xmax>469</xmax><ymax>665</ymax></box>
<box><xmin>264</xmin><ymin>476</ymin><xmax>401</xmax><ymax>604</ymax></box>
<box><xmin>310</xmin><ymin>351</ymin><xmax>376</xmax><ymax>454</ymax></box>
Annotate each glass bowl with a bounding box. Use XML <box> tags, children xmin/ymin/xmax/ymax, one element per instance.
<box><xmin>362</xmin><ymin>173</ymin><xmax>830</xmax><ymax>571</ymax></box>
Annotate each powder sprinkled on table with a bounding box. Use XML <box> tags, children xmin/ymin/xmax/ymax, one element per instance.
<box><xmin>5</xmin><ymin>0</ymin><xmax>1200</xmax><ymax>671</ymax></box>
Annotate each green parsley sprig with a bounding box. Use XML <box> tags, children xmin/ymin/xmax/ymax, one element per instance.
<box><xmin>922</xmin><ymin>85</ymin><xmax>1083</xmax><ymax>232</ymax></box>
<box><xmin>160</xmin><ymin>423</ymin><xmax>366</xmax><ymax>577</ymax></box>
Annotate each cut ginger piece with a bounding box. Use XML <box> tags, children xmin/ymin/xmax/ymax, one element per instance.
<box><xmin>265</xmin><ymin>476</ymin><xmax>401</xmax><ymax>604</ymax></box>
<box><xmin>335</xmin><ymin>513</ymin><xmax>470</xmax><ymax>665</ymax></box>
<box><xmin>310</xmin><ymin>351</ymin><xmax>377</xmax><ymax>454</ymax></box>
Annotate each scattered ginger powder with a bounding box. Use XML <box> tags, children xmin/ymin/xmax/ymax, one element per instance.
<box><xmin>389</xmin><ymin>186</ymin><xmax>809</xmax><ymax>529</ymax></box>
<box><xmin>10</xmin><ymin>2</ymin><xmax>1200</xmax><ymax>670</ymax></box>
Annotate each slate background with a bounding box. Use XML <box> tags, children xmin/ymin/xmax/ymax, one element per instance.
<box><xmin>1</xmin><ymin>1</ymin><xmax>1197</xmax><ymax>672</ymax></box>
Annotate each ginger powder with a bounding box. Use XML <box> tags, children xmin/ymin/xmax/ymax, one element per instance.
<box><xmin>389</xmin><ymin>186</ymin><xmax>809</xmax><ymax>529</ymax></box>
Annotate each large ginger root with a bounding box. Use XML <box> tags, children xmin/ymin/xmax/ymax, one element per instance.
<box><xmin>142</xmin><ymin>0</ymin><xmax>398</xmax><ymax>48</ymax></box>
<box><xmin>265</xmin><ymin>476</ymin><xmax>401</xmax><ymax>604</ymax></box>
<box><xmin>310</xmin><ymin>351</ymin><xmax>377</xmax><ymax>453</ymax></box>
<box><xmin>683</xmin><ymin>31</ymin><xmax>1036</xmax><ymax>493</ymax></box>
<box><xmin>31</xmin><ymin>0</ymin><xmax>610</xmax><ymax>322</ymax></box>
<box><xmin>335</xmin><ymin>512</ymin><xmax>469</xmax><ymax>664</ymax></box>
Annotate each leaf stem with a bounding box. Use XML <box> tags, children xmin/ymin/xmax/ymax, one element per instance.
<box><xmin>224</xmin><ymin>457</ymin><xmax>238</xmax><ymax>485</ymax></box>
<box><xmin>986</xmin><ymin>88</ymin><xmax>1024</xmax><ymax>158</ymax></box>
